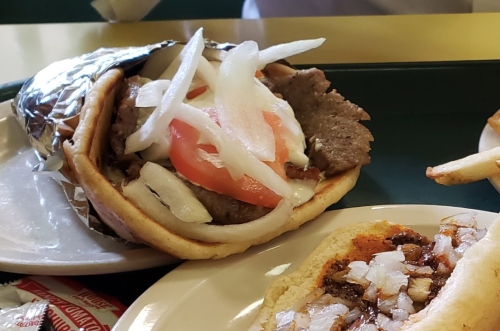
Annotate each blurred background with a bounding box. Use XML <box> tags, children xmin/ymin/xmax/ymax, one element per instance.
<box><xmin>0</xmin><ymin>0</ymin><xmax>245</xmax><ymax>24</ymax></box>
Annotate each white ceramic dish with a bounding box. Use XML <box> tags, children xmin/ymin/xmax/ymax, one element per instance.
<box><xmin>478</xmin><ymin>122</ymin><xmax>500</xmax><ymax>192</ymax></box>
<box><xmin>112</xmin><ymin>204</ymin><xmax>498</xmax><ymax>331</ymax></box>
<box><xmin>0</xmin><ymin>100</ymin><xmax>177</xmax><ymax>275</ymax></box>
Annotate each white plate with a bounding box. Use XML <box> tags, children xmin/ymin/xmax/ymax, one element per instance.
<box><xmin>478</xmin><ymin>122</ymin><xmax>500</xmax><ymax>192</ymax></box>
<box><xmin>112</xmin><ymin>204</ymin><xmax>498</xmax><ymax>331</ymax></box>
<box><xmin>0</xmin><ymin>100</ymin><xmax>177</xmax><ymax>275</ymax></box>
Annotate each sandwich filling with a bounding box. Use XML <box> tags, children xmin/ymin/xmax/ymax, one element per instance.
<box><xmin>104</xmin><ymin>28</ymin><xmax>373</xmax><ymax>243</ymax></box>
<box><xmin>274</xmin><ymin>213</ymin><xmax>486</xmax><ymax>331</ymax></box>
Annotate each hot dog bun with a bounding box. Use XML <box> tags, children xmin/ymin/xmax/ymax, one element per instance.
<box><xmin>63</xmin><ymin>68</ymin><xmax>361</xmax><ymax>260</ymax></box>
<box><xmin>249</xmin><ymin>218</ymin><xmax>500</xmax><ymax>331</ymax></box>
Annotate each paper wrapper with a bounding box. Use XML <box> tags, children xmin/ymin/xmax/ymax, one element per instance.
<box><xmin>0</xmin><ymin>276</ymin><xmax>126</xmax><ymax>331</ymax></box>
<box><xmin>13</xmin><ymin>40</ymin><xmax>235</xmax><ymax>242</ymax></box>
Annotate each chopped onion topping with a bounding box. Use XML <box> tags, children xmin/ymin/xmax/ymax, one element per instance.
<box><xmin>215</xmin><ymin>41</ymin><xmax>276</xmax><ymax>162</ymax></box>
<box><xmin>396</xmin><ymin>292</ymin><xmax>415</xmax><ymax>314</ymax></box>
<box><xmin>441</xmin><ymin>212</ymin><xmax>478</xmax><ymax>228</ymax></box>
<box><xmin>357</xmin><ymin>325</ymin><xmax>378</xmax><ymax>331</ymax></box>
<box><xmin>275</xmin><ymin>310</ymin><xmax>295</xmax><ymax>331</ymax></box>
<box><xmin>257</xmin><ymin>38</ymin><xmax>326</xmax><ymax>70</ymax></box>
<box><xmin>407</xmin><ymin>278</ymin><xmax>432</xmax><ymax>303</ymax></box>
<box><xmin>139</xmin><ymin>162</ymin><xmax>212</xmax><ymax>223</ymax></box>
<box><xmin>289</xmin><ymin>288</ymin><xmax>325</xmax><ymax>312</ymax></box>
<box><xmin>433</xmin><ymin>234</ymin><xmax>461</xmax><ymax>268</ymax></box>
<box><xmin>391</xmin><ymin>308</ymin><xmax>409</xmax><ymax>321</ymax></box>
<box><xmin>345</xmin><ymin>308</ymin><xmax>362</xmax><ymax>324</ymax></box>
<box><xmin>403</xmin><ymin>264</ymin><xmax>434</xmax><ymax>277</ymax></box>
<box><xmin>125</xmin><ymin>28</ymin><xmax>205</xmax><ymax>154</ymax></box>
<box><xmin>376</xmin><ymin>313</ymin><xmax>403</xmax><ymax>331</ymax></box>
<box><xmin>308</xmin><ymin>304</ymin><xmax>349</xmax><ymax>331</ymax></box>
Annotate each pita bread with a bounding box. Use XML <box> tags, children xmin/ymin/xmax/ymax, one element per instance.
<box><xmin>250</xmin><ymin>219</ymin><xmax>500</xmax><ymax>331</ymax></box>
<box><xmin>63</xmin><ymin>68</ymin><xmax>361</xmax><ymax>259</ymax></box>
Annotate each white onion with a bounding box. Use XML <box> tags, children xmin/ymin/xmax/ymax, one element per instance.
<box><xmin>275</xmin><ymin>310</ymin><xmax>295</xmax><ymax>331</ymax></box>
<box><xmin>140</xmin><ymin>135</ymin><xmax>171</xmax><ymax>162</ymax></box>
<box><xmin>196</xmin><ymin>149</ymin><xmax>225</xmax><ymax>169</ymax></box>
<box><xmin>135</xmin><ymin>79</ymin><xmax>171</xmax><ymax>107</ymax></box>
<box><xmin>407</xmin><ymin>278</ymin><xmax>432</xmax><ymax>303</ymax></box>
<box><xmin>377</xmin><ymin>295</ymin><xmax>398</xmax><ymax>315</ymax></box>
<box><xmin>254</xmin><ymin>79</ymin><xmax>308</xmax><ymax>167</ymax></box>
<box><xmin>139</xmin><ymin>162</ymin><xmax>212</xmax><ymax>223</ymax></box>
<box><xmin>290</xmin><ymin>288</ymin><xmax>325</xmax><ymax>312</ymax></box>
<box><xmin>441</xmin><ymin>212</ymin><xmax>477</xmax><ymax>228</ymax></box>
<box><xmin>309</xmin><ymin>304</ymin><xmax>349</xmax><ymax>331</ymax></box>
<box><xmin>358</xmin><ymin>325</ymin><xmax>378</xmax><ymax>331</ymax></box>
<box><xmin>391</xmin><ymin>308</ymin><xmax>409</xmax><ymax>321</ymax></box>
<box><xmin>374</xmin><ymin>251</ymin><xmax>405</xmax><ymax>264</ymax></box>
<box><xmin>345</xmin><ymin>308</ymin><xmax>362</xmax><ymax>324</ymax></box>
<box><xmin>125</xmin><ymin>28</ymin><xmax>205</xmax><ymax>154</ymax></box>
<box><xmin>216</xmin><ymin>41</ymin><xmax>276</xmax><ymax>162</ymax></box>
<box><xmin>363</xmin><ymin>283</ymin><xmax>378</xmax><ymax>302</ymax></box>
<box><xmin>175</xmin><ymin>103</ymin><xmax>293</xmax><ymax>199</ymax></box>
<box><xmin>437</xmin><ymin>263</ymin><xmax>452</xmax><ymax>276</ymax></box>
<box><xmin>433</xmin><ymin>234</ymin><xmax>460</xmax><ymax>268</ymax></box>
<box><xmin>294</xmin><ymin>312</ymin><xmax>310</xmax><ymax>330</ymax></box>
<box><xmin>347</xmin><ymin>261</ymin><xmax>370</xmax><ymax>287</ymax></box>
<box><xmin>257</xmin><ymin>38</ymin><xmax>326</xmax><ymax>70</ymax></box>
<box><xmin>123</xmin><ymin>177</ymin><xmax>294</xmax><ymax>243</ymax></box>
<box><xmin>380</xmin><ymin>273</ymin><xmax>408</xmax><ymax>297</ymax></box>
<box><xmin>376</xmin><ymin>313</ymin><xmax>403</xmax><ymax>331</ymax></box>
<box><xmin>397</xmin><ymin>292</ymin><xmax>416</xmax><ymax>314</ymax></box>
<box><xmin>403</xmin><ymin>265</ymin><xmax>434</xmax><ymax>277</ymax></box>
<box><xmin>366</xmin><ymin>265</ymin><xmax>386</xmax><ymax>288</ymax></box>
<box><xmin>305</xmin><ymin>294</ymin><xmax>354</xmax><ymax>315</ymax></box>
<box><xmin>474</xmin><ymin>228</ymin><xmax>487</xmax><ymax>241</ymax></box>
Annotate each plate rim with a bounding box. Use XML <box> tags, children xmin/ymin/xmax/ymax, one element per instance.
<box><xmin>0</xmin><ymin>100</ymin><xmax>177</xmax><ymax>276</ymax></box>
<box><xmin>112</xmin><ymin>204</ymin><xmax>499</xmax><ymax>331</ymax></box>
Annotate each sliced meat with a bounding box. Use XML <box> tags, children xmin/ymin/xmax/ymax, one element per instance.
<box><xmin>265</xmin><ymin>68</ymin><xmax>373</xmax><ymax>177</ymax></box>
<box><xmin>110</xmin><ymin>75</ymin><xmax>145</xmax><ymax>179</ymax></box>
<box><xmin>286</xmin><ymin>164</ymin><xmax>321</xmax><ymax>182</ymax></box>
<box><xmin>183</xmin><ymin>180</ymin><xmax>272</xmax><ymax>225</ymax></box>
<box><xmin>390</xmin><ymin>231</ymin><xmax>431</xmax><ymax>247</ymax></box>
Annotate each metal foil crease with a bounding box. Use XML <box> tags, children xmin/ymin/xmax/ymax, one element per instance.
<box><xmin>12</xmin><ymin>39</ymin><xmax>234</xmax><ymax>241</ymax></box>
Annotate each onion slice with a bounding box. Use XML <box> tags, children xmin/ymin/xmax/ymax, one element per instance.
<box><xmin>122</xmin><ymin>177</ymin><xmax>294</xmax><ymax>243</ymax></box>
<box><xmin>136</xmin><ymin>79</ymin><xmax>171</xmax><ymax>107</ymax></box>
<box><xmin>175</xmin><ymin>103</ymin><xmax>293</xmax><ymax>199</ymax></box>
<box><xmin>139</xmin><ymin>162</ymin><xmax>212</xmax><ymax>223</ymax></box>
<box><xmin>257</xmin><ymin>38</ymin><xmax>326</xmax><ymax>70</ymax></box>
<box><xmin>125</xmin><ymin>27</ymin><xmax>205</xmax><ymax>154</ymax></box>
<box><xmin>216</xmin><ymin>40</ymin><xmax>276</xmax><ymax>162</ymax></box>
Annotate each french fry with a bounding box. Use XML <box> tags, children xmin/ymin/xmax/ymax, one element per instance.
<box><xmin>487</xmin><ymin>109</ymin><xmax>500</xmax><ymax>136</ymax></box>
<box><xmin>426</xmin><ymin>146</ymin><xmax>500</xmax><ymax>185</ymax></box>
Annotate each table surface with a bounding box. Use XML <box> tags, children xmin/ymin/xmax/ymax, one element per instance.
<box><xmin>2</xmin><ymin>13</ymin><xmax>500</xmax><ymax>326</ymax></box>
<box><xmin>2</xmin><ymin>13</ymin><xmax>500</xmax><ymax>85</ymax></box>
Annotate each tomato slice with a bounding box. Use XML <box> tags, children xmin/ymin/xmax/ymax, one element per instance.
<box><xmin>186</xmin><ymin>85</ymin><xmax>209</xmax><ymax>100</ymax></box>
<box><xmin>169</xmin><ymin>110</ymin><xmax>288</xmax><ymax>208</ymax></box>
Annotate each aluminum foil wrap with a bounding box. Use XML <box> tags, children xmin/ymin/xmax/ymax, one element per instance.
<box><xmin>13</xmin><ymin>41</ymin><xmax>178</xmax><ymax>240</ymax></box>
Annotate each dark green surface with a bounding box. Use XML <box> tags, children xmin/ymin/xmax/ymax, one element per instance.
<box><xmin>0</xmin><ymin>0</ymin><xmax>244</xmax><ymax>24</ymax></box>
<box><xmin>1</xmin><ymin>60</ymin><xmax>500</xmax><ymax>308</ymax></box>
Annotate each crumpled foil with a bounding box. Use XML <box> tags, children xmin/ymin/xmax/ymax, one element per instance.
<box><xmin>12</xmin><ymin>39</ymin><xmax>234</xmax><ymax>241</ymax></box>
